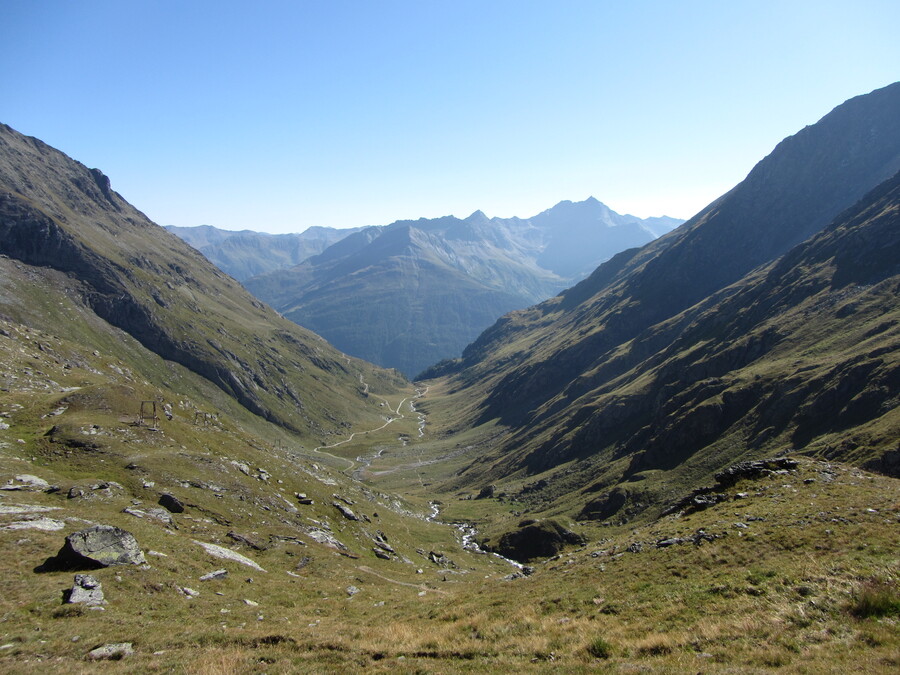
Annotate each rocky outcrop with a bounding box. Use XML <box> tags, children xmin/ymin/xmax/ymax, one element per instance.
<box><xmin>0</xmin><ymin>474</ymin><xmax>51</xmax><ymax>491</ymax></box>
<box><xmin>48</xmin><ymin>525</ymin><xmax>146</xmax><ymax>569</ymax></box>
<box><xmin>86</xmin><ymin>643</ymin><xmax>133</xmax><ymax>661</ymax></box>
<box><xmin>662</xmin><ymin>458</ymin><xmax>800</xmax><ymax>515</ymax></box>
<box><xmin>486</xmin><ymin>519</ymin><xmax>585</xmax><ymax>563</ymax></box>
<box><xmin>65</xmin><ymin>574</ymin><xmax>105</xmax><ymax>606</ymax></box>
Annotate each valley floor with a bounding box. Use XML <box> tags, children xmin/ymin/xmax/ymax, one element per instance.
<box><xmin>0</xmin><ymin>320</ymin><xmax>897</xmax><ymax>674</ymax></box>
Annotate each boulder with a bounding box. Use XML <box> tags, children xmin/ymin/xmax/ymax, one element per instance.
<box><xmin>86</xmin><ymin>642</ymin><xmax>133</xmax><ymax>661</ymax></box>
<box><xmin>475</xmin><ymin>484</ymin><xmax>495</xmax><ymax>499</ymax></box>
<box><xmin>489</xmin><ymin>519</ymin><xmax>585</xmax><ymax>563</ymax></box>
<box><xmin>158</xmin><ymin>493</ymin><xmax>185</xmax><ymax>513</ymax></box>
<box><xmin>54</xmin><ymin>525</ymin><xmax>145</xmax><ymax>568</ymax></box>
<box><xmin>333</xmin><ymin>502</ymin><xmax>359</xmax><ymax>521</ymax></box>
<box><xmin>66</xmin><ymin>574</ymin><xmax>105</xmax><ymax>605</ymax></box>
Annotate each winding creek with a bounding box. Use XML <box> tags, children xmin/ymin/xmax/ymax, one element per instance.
<box><xmin>313</xmin><ymin>369</ymin><xmax>520</xmax><ymax>569</ymax></box>
<box><xmin>427</xmin><ymin>501</ymin><xmax>524</xmax><ymax>570</ymax></box>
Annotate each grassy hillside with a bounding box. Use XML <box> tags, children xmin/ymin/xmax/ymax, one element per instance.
<box><xmin>0</xmin><ymin>123</ymin><xmax>403</xmax><ymax>440</ymax></box>
<box><xmin>0</xmin><ymin>92</ymin><xmax>897</xmax><ymax>673</ymax></box>
<box><xmin>408</xmin><ymin>84</ymin><xmax>900</xmax><ymax>533</ymax></box>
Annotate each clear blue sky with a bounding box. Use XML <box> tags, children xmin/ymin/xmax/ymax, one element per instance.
<box><xmin>3</xmin><ymin>1</ymin><xmax>898</xmax><ymax>233</ymax></box>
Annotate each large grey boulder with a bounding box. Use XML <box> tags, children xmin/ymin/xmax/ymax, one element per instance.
<box><xmin>0</xmin><ymin>474</ymin><xmax>51</xmax><ymax>491</ymax></box>
<box><xmin>56</xmin><ymin>525</ymin><xmax>146</xmax><ymax>568</ymax></box>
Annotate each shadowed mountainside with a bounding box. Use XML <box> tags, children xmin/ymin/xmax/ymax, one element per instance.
<box><xmin>423</xmin><ymin>82</ymin><xmax>900</xmax><ymax>521</ymax></box>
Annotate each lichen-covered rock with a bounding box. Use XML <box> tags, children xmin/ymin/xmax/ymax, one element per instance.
<box><xmin>86</xmin><ymin>642</ymin><xmax>133</xmax><ymax>660</ymax></box>
<box><xmin>57</xmin><ymin>525</ymin><xmax>146</xmax><ymax>568</ymax></box>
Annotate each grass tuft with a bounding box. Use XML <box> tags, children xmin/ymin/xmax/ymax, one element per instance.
<box><xmin>850</xmin><ymin>579</ymin><xmax>900</xmax><ymax>618</ymax></box>
<box><xmin>585</xmin><ymin>636</ymin><xmax>613</xmax><ymax>659</ymax></box>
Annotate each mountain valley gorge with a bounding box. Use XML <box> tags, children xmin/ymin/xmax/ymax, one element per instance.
<box><xmin>0</xmin><ymin>83</ymin><xmax>898</xmax><ymax>673</ymax></box>
<box><xmin>172</xmin><ymin>200</ymin><xmax>681</xmax><ymax>378</ymax></box>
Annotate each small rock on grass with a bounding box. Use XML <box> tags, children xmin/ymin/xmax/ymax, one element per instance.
<box><xmin>66</xmin><ymin>574</ymin><xmax>105</xmax><ymax>606</ymax></box>
<box><xmin>86</xmin><ymin>642</ymin><xmax>133</xmax><ymax>660</ymax></box>
<box><xmin>158</xmin><ymin>493</ymin><xmax>185</xmax><ymax>513</ymax></box>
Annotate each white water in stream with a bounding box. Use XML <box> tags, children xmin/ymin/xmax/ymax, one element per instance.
<box><xmin>427</xmin><ymin>501</ymin><xmax>523</xmax><ymax>570</ymax></box>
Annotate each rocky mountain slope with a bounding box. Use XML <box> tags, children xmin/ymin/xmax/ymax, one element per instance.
<box><xmin>244</xmin><ymin>200</ymin><xmax>681</xmax><ymax>377</ymax></box>
<box><xmin>420</xmin><ymin>82</ymin><xmax>900</xmax><ymax>522</ymax></box>
<box><xmin>165</xmin><ymin>224</ymin><xmax>362</xmax><ymax>281</ymax></box>
<box><xmin>0</xmin><ymin>122</ymin><xmax>402</xmax><ymax>439</ymax></box>
<box><xmin>0</xmin><ymin>103</ymin><xmax>897</xmax><ymax>673</ymax></box>
<box><xmin>0</xmin><ymin>121</ymin><xmax>524</xmax><ymax>672</ymax></box>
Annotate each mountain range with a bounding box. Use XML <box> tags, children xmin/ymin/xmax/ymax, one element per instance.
<box><xmin>164</xmin><ymin>224</ymin><xmax>363</xmax><ymax>281</ymax></box>
<box><xmin>418</xmin><ymin>80</ymin><xmax>900</xmax><ymax>524</ymax></box>
<box><xmin>0</xmin><ymin>82</ymin><xmax>898</xmax><ymax>671</ymax></box>
<box><xmin>240</xmin><ymin>201</ymin><xmax>682</xmax><ymax>377</ymax></box>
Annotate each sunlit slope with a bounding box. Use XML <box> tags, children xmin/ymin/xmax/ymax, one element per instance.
<box><xmin>0</xmin><ymin>122</ymin><xmax>404</xmax><ymax>439</ymax></box>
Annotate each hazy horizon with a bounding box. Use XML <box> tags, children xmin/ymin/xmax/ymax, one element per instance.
<box><xmin>4</xmin><ymin>1</ymin><xmax>898</xmax><ymax>233</ymax></box>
